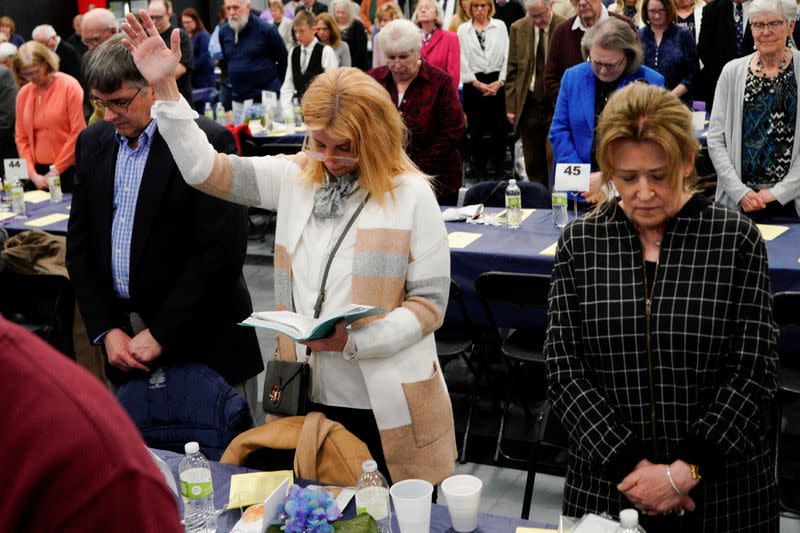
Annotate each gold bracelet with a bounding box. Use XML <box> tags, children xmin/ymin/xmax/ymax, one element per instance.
<box><xmin>689</xmin><ymin>463</ymin><xmax>702</xmax><ymax>481</ymax></box>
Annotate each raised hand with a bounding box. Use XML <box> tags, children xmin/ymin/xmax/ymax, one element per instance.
<box><xmin>120</xmin><ymin>10</ymin><xmax>181</xmax><ymax>99</ymax></box>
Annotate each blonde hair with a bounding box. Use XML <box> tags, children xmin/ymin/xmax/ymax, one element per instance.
<box><xmin>376</xmin><ymin>2</ymin><xmax>404</xmax><ymax>24</ymax></box>
<box><xmin>13</xmin><ymin>41</ymin><xmax>60</xmax><ymax>76</ymax></box>
<box><xmin>301</xmin><ymin>68</ymin><xmax>428</xmax><ymax>201</ymax></box>
<box><xmin>612</xmin><ymin>0</ymin><xmax>644</xmax><ymax>25</ymax></box>
<box><xmin>467</xmin><ymin>0</ymin><xmax>496</xmax><ymax>18</ymax></box>
<box><xmin>596</xmin><ymin>83</ymin><xmax>699</xmax><ymax>198</ymax></box>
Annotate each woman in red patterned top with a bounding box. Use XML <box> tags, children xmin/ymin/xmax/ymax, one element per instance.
<box><xmin>369</xmin><ymin>19</ymin><xmax>465</xmax><ymax>204</ymax></box>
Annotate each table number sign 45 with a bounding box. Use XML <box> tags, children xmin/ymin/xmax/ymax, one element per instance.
<box><xmin>4</xmin><ymin>158</ymin><xmax>28</xmax><ymax>179</ymax></box>
<box><xmin>554</xmin><ymin>163</ymin><xmax>590</xmax><ymax>192</ymax></box>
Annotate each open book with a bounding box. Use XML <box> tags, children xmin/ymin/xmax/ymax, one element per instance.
<box><xmin>239</xmin><ymin>304</ymin><xmax>385</xmax><ymax>342</ymax></box>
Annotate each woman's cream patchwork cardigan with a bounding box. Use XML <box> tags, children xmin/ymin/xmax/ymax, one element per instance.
<box><xmin>152</xmin><ymin>98</ymin><xmax>457</xmax><ymax>484</ymax></box>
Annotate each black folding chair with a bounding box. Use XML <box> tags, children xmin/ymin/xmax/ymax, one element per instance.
<box><xmin>0</xmin><ymin>269</ymin><xmax>75</xmax><ymax>358</ymax></box>
<box><xmin>475</xmin><ymin>271</ymin><xmax>551</xmax><ymax>463</ymax></box>
<box><xmin>773</xmin><ymin>292</ymin><xmax>800</xmax><ymax>515</ymax></box>
<box><xmin>521</xmin><ymin>400</ymin><xmax>568</xmax><ymax>519</ymax></box>
<box><xmin>463</xmin><ymin>180</ymin><xmax>550</xmax><ymax>209</ymax></box>
<box><xmin>436</xmin><ymin>280</ymin><xmax>486</xmax><ymax>463</ymax></box>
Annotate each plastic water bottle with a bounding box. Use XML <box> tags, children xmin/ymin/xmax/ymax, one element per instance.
<box><xmin>9</xmin><ymin>177</ymin><xmax>25</xmax><ymax>216</ymax></box>
<box><xmin>552</xmin><ymin>191</ymin><xmax>568</xmax><ymax>228</ymax></box>
<box><xmin>505</xmin><ymin>179</ymin><xmax>522</xmax><ymax>229</ymax></box>
<box><xmin>47</xmin><ymin>165</ymin><xmax>63</xmax><ymax>203</ymax></box>
<box><xmin>204</xmin><ymin>102</ymin><xmax>214</xmax><ymax>120</ymax></box>
<box><xmin>355</xmin><ymin>460</ymin><xmax>391</xmax><ymax>533</ymax></box>
<box><xmin>292</xmin><ymin>94</ymin><xmax>303</xmax><ymax>127</ymax></box>
<box><xmin>285</xmin><ymin>107</ymin><xmax>296</xmax><ymax>134</ymax></box>
<box><xmin>215</xmin><ymin>102</ymin><xmax>226</xmax><ymax>126</ymax></box>
<box><xmin>616</xmin><ymin>509</ymin><xmax>646</xmax><ymax>533</ymax></box>
<box><xmin>179</xmin><ymin>442</ymin><xmax>216</xmax><ymax>533</ymax></box>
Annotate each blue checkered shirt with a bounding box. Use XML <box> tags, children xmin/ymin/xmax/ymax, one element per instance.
<box><xmin>111</xmin><ymin>119</ymin><xmax>158</xmax><ymax>299</ymax></box>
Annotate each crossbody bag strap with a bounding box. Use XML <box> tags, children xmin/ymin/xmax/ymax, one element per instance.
<box><xmin>305</xmin><ymin>191</ymin><xmax>372</xmax><ymax>359</ymax></box>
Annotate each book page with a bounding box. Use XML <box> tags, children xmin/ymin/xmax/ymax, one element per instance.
<box><xmin>246</xmin><ymin>311</ymin><xmax>318</xmax><ymax>337</ymax></box>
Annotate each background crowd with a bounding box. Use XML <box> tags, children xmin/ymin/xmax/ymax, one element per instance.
<box><xmin>0</xmin><ymin>0</ymin><xmax>798</xmax><ymax>530</ymax></box>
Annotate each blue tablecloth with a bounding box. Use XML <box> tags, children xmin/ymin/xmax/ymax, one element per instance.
<box><xmin>446</xmin><ymin>207</ymin><xmax>800</xmax><ymax>325</ymax></box>
<box><xmin>154</xmin><ymin>449</ymin><xmax>554</xmax><ymax>532</ymax></box>
<box><xmin>0</xmin><ymin>193</ymin><xmax>71</xmax><ymax>236</ymax></box>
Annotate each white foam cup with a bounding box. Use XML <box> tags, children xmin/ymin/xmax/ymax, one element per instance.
<box><xmin>389</xmin><ymin>479</ymin><xmax>433</xmax><ymax>533</ymax></box>
<box><xmin>441</xmin><ymin>474</ymin><xmax>482</xmax><ymax>532</ymax></box>
<box><xmin>692</xmin><ymin>111</ymin><xmax>706</xmax><ymax>132</ymax></box>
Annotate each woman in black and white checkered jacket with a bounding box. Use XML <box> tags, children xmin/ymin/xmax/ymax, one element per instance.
<box><xmin>545</xmin><ymin>83</ymin><xmax>778</xmax><ymax>532</ymax></box>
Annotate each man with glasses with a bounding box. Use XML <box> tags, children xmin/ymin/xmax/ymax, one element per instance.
<box><xmin>505</xmin><ymin>0</ymin><xmax>563</xmax><ymax>185</ymax></box>
<box><xmin>67</xmin><ymin>37</ymin><xmax>263</xmax><ymax>411</ymax></box>
<box><xmin>32</xmin><ymin>24</ymin><xmax>82</xmax><ymax>83</ymax></box>
<box><xmin>147</xmin><ymin>0</ymin><xmax>195</xmax><ymax>107</ymax></box>
<box><xmin>697</xmin><ymin>0</ymin><xmax>753</xmax><ymax>109</ymax></box>
<box><xmin>81</xmin><ymin>8</ymin><xmax>119</xmax><ymax>121</ymax></box>
<box><xmin>543</xmin><ymin>0</ymin><xmax>635</xmax><ymax>98</ymax></box>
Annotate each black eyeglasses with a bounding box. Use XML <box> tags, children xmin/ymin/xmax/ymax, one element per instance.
<box><xmin>589</xmin><ymin>55</ymin><xmax>626</xmax><ymax>70</ymax></box>
<box><xmin>89</xmin><ymin>88</ymin><xmax>141</xmax><ymax>113</ymax></box>
<box><xmin>82</xmin><ymin>27</ymin><xmax>113</xmax><ymax>46</ymax></box>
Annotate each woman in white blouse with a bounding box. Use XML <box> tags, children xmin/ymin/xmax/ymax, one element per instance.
<box><xmin>121</xmin><ymin>11</ymin><xmax>457</xmax><ymax>487</ymax></box>
<box><xmin>457</xmin><ymin>0</ymin><xmax>509</xmax><ymax>179</ymax></box>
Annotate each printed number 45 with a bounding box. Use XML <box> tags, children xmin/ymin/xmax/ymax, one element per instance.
<box><xmin>563</xmin><ymin>165</ymin><xmax>581</xmax><ymax>176</ymax></box>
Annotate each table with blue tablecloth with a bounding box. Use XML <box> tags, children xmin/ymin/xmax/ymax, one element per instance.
<box><xmin>153</xmin><ymin>449</ymin><xmax>555</xmax><ymax>532</ymax></box>
<box><xmin>0</xmin><ymin>192</ymin><xmax>71</xmax><ymax>236</ymax></box>
<box><xmin>446</xmin><ymin>207</ymin><xmax>800</xmax><ymax>325</ymax></box>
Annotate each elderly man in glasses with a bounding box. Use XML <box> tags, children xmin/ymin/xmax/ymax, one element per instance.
<box><xmin>67</xmin><ymin>36</ymin><xmax>263</xmax><ymax>412</ymax></box>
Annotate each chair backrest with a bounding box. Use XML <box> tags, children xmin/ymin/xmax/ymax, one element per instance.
<box><xmin>0</xmin><ymin>270</ymin><xmax>75</xmax><ymax>358</ymax></box>
<box><xmin>475</xmin><ymin>271</ymin><xmax>551</xmax><ymax>331</ymax></box>
<box><xmin>117</xmin><ymin>362</ymin><xmax>254</xmax><ymax>461</ymax></box>
<box><xmin>774</xmin><ymin>292</ymin><xmax>800</xmax><ymax>362</ymax></box>
<box><xmin>463</xmin><ymin>181</ymin><xmax>551</xmax><ymax>209</ymax></box>
<box><xmin>443</xmin><ymin>279</ymin><xmax>474</xmax><ymax>331</ymax></box>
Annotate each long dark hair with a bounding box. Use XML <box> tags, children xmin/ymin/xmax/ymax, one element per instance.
<box><xmin>180</xmin><ymin>8</ymin><xmax>206</xmax><ymax>36</ymax></box>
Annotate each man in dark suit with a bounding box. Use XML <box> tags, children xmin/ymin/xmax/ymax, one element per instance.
<box><xmin>697</xmin><ymin>0</ymin><xmax>753</xmax><ymax>110</ymax></box>
<box><xmin>32</xmin><ymin>24</ymin><xmax>83</xmax><ymax>83</ymax></box>
<box><xmin>66</xmin><ymin>37</ymin><xmax>262</xmax><ymax>407</ymax></box>
<box><xmin>297</xmin><ymin>0</ymin><xmax>329</xmax><ymax>16</ymax></box>
<box><xmin>506</xmin><ymin>0</ymin><xmax>563</xmax><ymax>185</ymax></box>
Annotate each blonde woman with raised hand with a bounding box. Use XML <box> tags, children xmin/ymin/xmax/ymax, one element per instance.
<box><xmin>120</xmin><ymin>10</ymin><xmax>457</xmax><ymax>486</ymax></box>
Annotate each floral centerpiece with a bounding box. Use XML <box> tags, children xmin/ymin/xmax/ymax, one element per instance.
<box><xmin>267</xmin><ymin>484</ymin><xmax>379</xmax><ymax>533</ymax></box>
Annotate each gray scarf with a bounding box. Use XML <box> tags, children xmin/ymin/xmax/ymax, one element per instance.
<box><xmin>312</xmin><ymin>172</ymin><xmax>359</xmax><ymax>218</ymax></box>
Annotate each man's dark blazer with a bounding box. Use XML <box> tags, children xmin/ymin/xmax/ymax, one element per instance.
<box><xmin>55</xmin><ymin>39</ymin><xmax>83</xmax><ymax>84</ymax></box>
<box><xmin>66</xmin><ymin>117</ymin><xmax>263</xmax><ymax>386</ymax></box>
<box><xmin>697</xmin><ymin>0</ymin><xmax>753</xmax><ymax>109</ymax></box>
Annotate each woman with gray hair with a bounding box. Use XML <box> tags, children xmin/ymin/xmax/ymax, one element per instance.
<box><xmin>414</xmin><ymin>0</ymin><xmax>461</xmax><ymax>89</ymax></box>
<box><xmin>549</xmin><ymin>17</ymin><xmax>663</xmax><ymax>204</ymax></box>
<box><xmin>709</xmin><ymin>0</ymin><xmax>800</xmax><ymax>219</ymax></box>
<box><xmin>331</xmin><ymin>0</ymin><xmax>369</xmax><ymax>70</ymax></box>
<box><xmin>369</xmin><ymin>19</ymin><xmax>465</xmax><ymax>203</ymax></box>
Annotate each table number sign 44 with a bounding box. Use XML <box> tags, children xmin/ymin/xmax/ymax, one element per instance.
<box><xmin>3</xmin><ymin>158</ymin><xmax>28</xmax><ymax>179</ymax></box>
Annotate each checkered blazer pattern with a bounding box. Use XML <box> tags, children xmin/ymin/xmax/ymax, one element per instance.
<box><xmin>545</xmin><ymin>194</ymin><xmax>778</xmax><ymax>531</ymax></box>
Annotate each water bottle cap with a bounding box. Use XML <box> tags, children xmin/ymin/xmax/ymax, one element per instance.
<box><xmin>619</xmin><ymin>509</ymin><xmax>639</xmax><ymax>528</ymax></box>
<box><xmin>362</xmin><ymin>459</ymin><xmax>378</xmax><ymax>472</ymax></box>
<box><xmin>184</xmin><ymin>441</ymin><xmax>200</xmax><ymax>454</ymax></box>
<box><xmin>509</xmin><ymin>179</ymin><xmax>516</xmax><ymax>185</ymax></box>
<box><xmin>49</xmin><ymin>164</ymin><xmax>57</xmax><ymax>172</ymax></box>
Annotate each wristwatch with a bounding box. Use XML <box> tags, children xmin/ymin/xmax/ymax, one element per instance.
<box><xmin>688</xmin><ymin>463</ymin><xmax>702</xmax><ymax>481</ymax></box>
